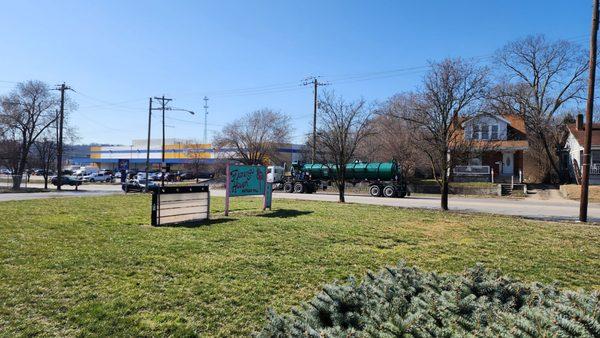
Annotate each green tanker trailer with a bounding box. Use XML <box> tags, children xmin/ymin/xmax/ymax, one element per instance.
<box><xmin>283</xmin><ymin>161</ymin><xmax>408</xmax><ymax>198</ymax></box>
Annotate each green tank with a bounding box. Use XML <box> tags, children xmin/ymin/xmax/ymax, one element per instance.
<box><xmin>300</xmin><ymin>162</ymin><xmax>399</xmax><ymax>181</ymax></box>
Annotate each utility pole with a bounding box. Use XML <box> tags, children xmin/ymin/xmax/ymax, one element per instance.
<box><xmin>150</xmin><ymin>96</ymin><xmax>194</xmax><ymax>187</ymax></box>
<box><xmin>55</xmin><ymin>83</ymin><xmax>72</xmax><ymax>191</ymax></box>
<box><xmin>153</xmin><ymin>95</ymin><xmax>172</xmax><ymax>187</ymax></box>
<box><xmin>580</xmin><ymin>0</ymin><xmax>599</xmax><ymax>222</ymax></box>
<box><xmin>203</xmin><ymin>96</ymin><xmax>209</xmax><ymax>144</ymax></box>
<box><xmin>145</xmin><ymin>98</ymin><xmax>153</xmax><ymax>186</ymax></box>
<box><xmin>302</xmin><ymin>76</ymin><xmax>327</xmax><ymax>163</ymax></box>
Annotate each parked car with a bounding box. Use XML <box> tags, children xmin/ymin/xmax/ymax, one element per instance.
<box><xmin>122</xmin><ymin>179</ymin><xmax>158</xmax><ymax>193</ymax></box>
<box><xmin>137</xmin><ymin>172</ymin><xmax>160</xmax><ymax>181</ymax></box>
<box><xmin>83</xmin><ymin>172</ymin><xmax>113</xmax><ymax>182</ymax></box>
<box><xmin>0</xmin><ymin>168</ymin><xmax>12</xmax><ymax>175</ymax></box>
<box><xmin>51</xmin><ymin>176</ymin><xmax>82</xmax><ymax>187</ymax></box>
<box><xmin>180</xmin><ymin>171</ymin><xmax>215</xmax><ymax>180</ymax></box>
<box><xmin>34</xmin><ymin>169</ymin><xmax>54</xmax><ymax>176</ymax></box>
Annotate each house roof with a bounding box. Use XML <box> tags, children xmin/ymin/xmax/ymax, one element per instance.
<box><xmin>453</xmin><ymin>113</ymin><xmax>529</xmax><ymax>150</ymax></box>
<box><xmin>567</xmin><ymin>123</ymin><xmax>600</xmax><ymax>147</ymax></box>
<box><xmin>503</xmin><ymin>114</ymin><xmax>527</xmax><ymax>135</ymax></box>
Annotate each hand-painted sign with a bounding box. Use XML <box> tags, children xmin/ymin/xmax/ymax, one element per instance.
<box><xmin>225</xmin><ymin>164</ymin><xmax>271</xmax><ymax>216</ymax></box>
<box><xmin>228</xmin><ymin>165</ymin><xmax>266</xmax><ymax>196</ymax></box>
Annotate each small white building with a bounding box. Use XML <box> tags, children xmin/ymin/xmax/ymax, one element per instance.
<box><xmin>563</xmin><ymin>114</ymin><xmax>600</xmax><ymax>184</ymax></box>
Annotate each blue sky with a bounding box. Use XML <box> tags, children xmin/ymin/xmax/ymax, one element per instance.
<box><xmin>0</xmin><ymin>1</ymin><xmax>590</xmax><ymax>145</ymax></box>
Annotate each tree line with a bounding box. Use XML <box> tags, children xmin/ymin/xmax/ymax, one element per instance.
<box><xmin>0</xmin><ymin>80</ymin><xmax>76</xmax><ymax>189</ymax></box>
<box><xmin>217</xmin><ymin>35</ymin><xmax>588</xmax><ymax>209</ymax></box>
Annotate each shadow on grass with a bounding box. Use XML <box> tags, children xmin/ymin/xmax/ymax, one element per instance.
<box><xmin>159</xmin><ymin>218</ymin><xmax>236</xmax><ymax>228</ymax></box>
<box><xmin>259</xmin><ymin>209</ymin><xmax>313</xmax><ymax>218</ymax></box>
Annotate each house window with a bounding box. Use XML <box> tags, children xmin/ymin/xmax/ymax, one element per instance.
<box><xmin>471</xmin><ymin>124</ymin><xmax>479</xmax><ymax>139</ymax></box>
<box><xmin>491</xmin><ymin>125</ymin><xmax>498</xmax><ymax>139</ymax></box>
<box><xmin>481</xmin><ymin>124</ymin><xmax>489</xmax><ymax>139</ymax></box>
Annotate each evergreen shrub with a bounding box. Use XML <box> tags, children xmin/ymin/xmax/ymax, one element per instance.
<box><xmin>257</xmin><ymin>263</ymin><xmax>600</xmax><ymax>337</ymax></box>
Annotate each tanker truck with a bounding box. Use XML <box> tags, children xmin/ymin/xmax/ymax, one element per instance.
<box><xmin>282</xmin><ymin>161</ymin><xmax>408</xmax><ymax>198</ymax></box>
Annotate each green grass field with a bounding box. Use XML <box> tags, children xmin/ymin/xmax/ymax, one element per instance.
<box><xmin>0</xmin><ymin>195</ymin><xmax>599</xmax><ymax>336</ymax></box>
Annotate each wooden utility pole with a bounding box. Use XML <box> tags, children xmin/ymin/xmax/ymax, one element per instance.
<box><xmin>55</xmin><ymin>83</ymin><xmax>71</xmax><ymax>191</ymax></box>
<box><xmin>303</xmin><ymin>77</ymin><xmax>327</xmax><ymax>163</ymax></box>
<box><xmin>579</xmin><ymin>0</ymin><xmax>599</xmax><ymax>222</ymax></box>
<box><xmin>153</xmin><ymin>95</ymin><xmax>172</xmax><ymax>187</ymax></box>
<box><xmin>145</xmin><ymin>98</ymin><xmax>153</xmax><ymax>186</ymax></box>
<box><xmin>203</xmin><ymin>96</ymin><xmax>209</xmax><ymax>144</ymax></box>
<box><xmin>312</xmin><ymin>79</ymin><xmax>318</xmax><ymax>164</ymax></box>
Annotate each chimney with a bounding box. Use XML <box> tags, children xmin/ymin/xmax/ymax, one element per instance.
<box><xmin>576</xmin><ymin>114</ymin><xmax>584</xmax><ymax>131</ymax></box>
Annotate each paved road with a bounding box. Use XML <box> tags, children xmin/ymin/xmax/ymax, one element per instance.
<box><xmin>2</xmin><ymin>183</ymin><xmax>600</xmax><ymax>222</ymax></box>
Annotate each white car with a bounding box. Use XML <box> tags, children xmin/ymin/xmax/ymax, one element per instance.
<box><xmin>83</xmin><ymin>172</ymin><xmax>113</xmax><ymax>182</ymax></box>
<box><xmin>137</xmin><ymin>172</ymin><xmax>160</xmax><ymax>181</ymax></box>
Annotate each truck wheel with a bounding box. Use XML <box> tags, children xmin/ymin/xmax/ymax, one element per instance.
<box><xmin>369</xmin><ymin>185</ymin><xmax>382</xmax><ymax>197</ymax></box>
<box><xmin>283</xmin><ymin>182</ymin><xmax>293</xmax><ymax>193</ymax></box>
<box><xmin>383</xmin><ymin>185</ymin><xmax>396</xmax><ymax>197</ymax></box>
<box><xmin>293</xmin><ymin>182</ymin><xmax>305</xmax><ymax>193</ymax></box>
<box><xmin>89</xmin><ymin>178</ymin><xmax>95</xmax><ymax>182</ymax></box>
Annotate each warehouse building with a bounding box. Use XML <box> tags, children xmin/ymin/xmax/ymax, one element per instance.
<box><xmin>69</xmin><ymin>138</ymin><xmax>304</xmax><ymax>171</ymax></box>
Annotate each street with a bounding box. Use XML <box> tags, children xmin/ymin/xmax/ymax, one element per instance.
<box><xmin>2</xmin><ymin>182</ymin><xmax>599</xmax><ymax>222</ymax></box>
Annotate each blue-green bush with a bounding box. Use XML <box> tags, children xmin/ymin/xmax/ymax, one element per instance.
<box><xmin>258</xmin><ymin>263</ymin><xmax>600</xmax><ymax>337</ymax></box>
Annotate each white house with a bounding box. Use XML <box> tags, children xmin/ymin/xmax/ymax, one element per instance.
<box><xmin>563</xmin><ymin>114</ymin><xmax>600</xmax><ymax>184</ymax></box>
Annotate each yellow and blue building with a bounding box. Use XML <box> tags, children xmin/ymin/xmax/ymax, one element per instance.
<box><xmin>69</xmin><ymin>138</ymin><xmax>303</xmax><ymax>170</ymax></box>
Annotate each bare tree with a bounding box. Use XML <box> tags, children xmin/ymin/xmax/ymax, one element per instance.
<box><xmin>493</xmin><ymin>35</ymin><xmax>587</xmax><ymax>182</ymax></box>
<box><xmin>396</xmin><ymin>58</ymin><xmax>489</xmax><ymax>210</ymax></box>
<box><xmin>0</xmin><ymin>81</ymin><xmax>59</xmax><ymax>189</ymax></box>
<box><xmin>185</xmin><ymin>142</ymin><xmax>208</xmax><ymax>183</ymax></box>
<box><xmin>32</xmin><ymin>136</ymin><xmax>57</xmax><ymax>189</ymax></box>
<box><xmin>214</xmin><ymin>109</ymin><xmax>290</xmax><ymax>165</ymax></box>
<box><xmin>313</xmin><ymin>91</ymin><xmax>373</xmax><ymax>203</ymax></box>
<box><xmin>366</xmin><ymin>95</ymin><xmax>430</xmax><ymax>181</ymax></box>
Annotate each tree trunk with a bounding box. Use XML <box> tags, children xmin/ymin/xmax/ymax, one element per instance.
<box><xmin>338</xmin><ymin>182</ymin><xmax>345</xmax><ymax>203</ymax></box>
<box><xmin>11</xmin><ymin>173</ymin><xmax>22</xmax><ymax>190</ymax></box>
<box><xmin>441</xmin><ymin>177</ymin><xmax>449</xmax><ymax>210</ymax></box>
<box><xmin>539</xmin><ymin>133</ymin><xmax>563</xmax><ymax>183</ymax></box>
<box><xmin>43</xmin><ymin>175</ymin><xmax>48</xmax><ymax>189</ymax></box>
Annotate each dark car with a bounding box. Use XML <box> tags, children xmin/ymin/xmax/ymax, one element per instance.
<box><xmin>180</xmin><ymin>171</ymin><xmax>215</xmax><ymax>180</ymax></box>
<box><xmin>51</xmin><ymin>176</ymin><xmax>82</xmax><ymax>187</ymax></box>
<box><xmin>34</xmin><ymin>169</ymin><xmax>54</xmax><ymax>176</ymax></box>
<box><xmin>121</xmin><ymin>179</ymin><xmax>158</xmax><ymax>193</ymax></box>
